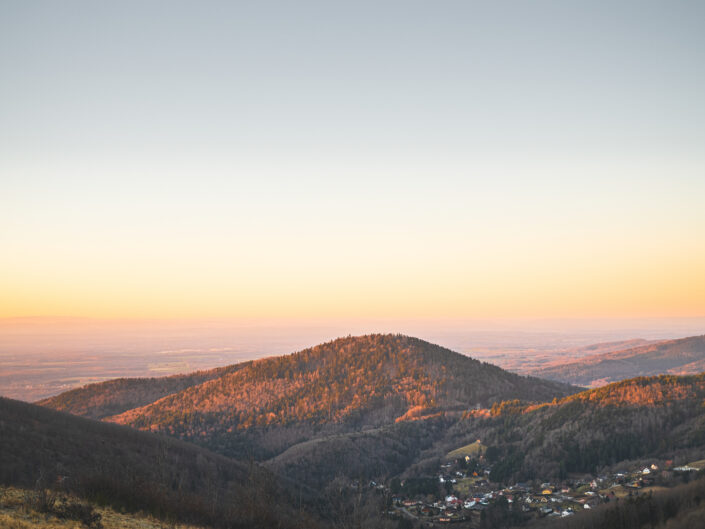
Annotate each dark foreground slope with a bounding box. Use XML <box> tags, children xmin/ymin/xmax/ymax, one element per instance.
<box><xmin>0</xmin><ymin>397</ymin><xmax>319</xmax><ymax>529</ymax></box>
<box><xmin>104</xmin><ymin>335</ymin><xmax>576</xmax><ymax>457</ymax></box>
<box><xmin>531</xmin><ymin>334</ymin><xmax>705</xmax><ymax>387</ymax></box>
<box><xmin>443</xmin><ymin>374</ymin><xmax>705</xmax><ymax>483</ymax></box>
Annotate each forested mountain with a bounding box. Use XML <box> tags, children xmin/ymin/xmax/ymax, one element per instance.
<box><xmin>99</xmin><ymin>335</ymin><xmax>575</xmax><ymax>455</ymax></box>
<box><xmin>530</xmin><ymin>335</ymin><xmax>705</xmax><ymax>387</ymax></box>
<box><xmin>442</xmin><ymin>374</ymin><xmax>705</xmax><ymax>483</ymax></box>
<box><xmin>37</xmin><ymin>364</ymin><xmax>245</xmax><ymax>419</ymax></box>
<box><xmin>0</xmin><ymin>397</ymin><xmax>319</xmax><ymax>529</ymax></box>
<box><xmin>36</xmin><ymin>334</ymin><xmax>575</xmax><ymax>489</ymax></box>
<box><xmin>19</xmin><ymin>337</ymin><xmax>705</xmax><ymax>527</ymax></box>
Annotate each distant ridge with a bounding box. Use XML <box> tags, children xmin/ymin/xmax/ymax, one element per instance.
<box><xmin>530</xmin><ymin>334</ymin><xmax>705</xmax><ymax>387</ymax></box>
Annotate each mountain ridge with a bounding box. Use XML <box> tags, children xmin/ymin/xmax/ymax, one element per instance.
<box><xmin>40</xmin><ymin>334</ymin><xmax>578</xmax><ymax>466</ymax></box>
<box><xmin>104</xmin><ymin>334</ymin><xmax>576</xmax><ymax>426</ymax></box>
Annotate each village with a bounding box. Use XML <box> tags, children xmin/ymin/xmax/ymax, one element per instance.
<box><xmin>365</xmin><ymin>441</ymin><xmax>705</xmax><ymax>527</ymax></box>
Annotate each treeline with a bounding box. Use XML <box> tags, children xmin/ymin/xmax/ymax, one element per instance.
<box><xmin>561</xmin><ymin>374</ymin><xmax>705</xmax><ymax>407</ymax></box>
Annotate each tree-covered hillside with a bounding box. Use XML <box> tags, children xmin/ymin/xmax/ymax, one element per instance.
<box><xmin>103</xmin><ymin>335</ymin><xmax>575</xmax><ymax>458</ymax></box>
<box><xmin>445</xmin><ymin>374</ymin><xmax>705</xmax><ymax>483</ymax></box>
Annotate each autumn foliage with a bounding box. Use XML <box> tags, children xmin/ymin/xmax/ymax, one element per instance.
<box><xmin>103</xmin><ymin>335</ymin><xmax>573</xmax><ymax>448</ymax></box>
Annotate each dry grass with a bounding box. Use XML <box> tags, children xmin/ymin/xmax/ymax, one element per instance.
<box><xmin>445</xmin><ymin>440</ymin><xmax>486</xmax><ymax>460</ymax></box>
<box><xmin>0</xmin><ymin>487</ymin><xmax>206</xmax><ymax>529</ymax></box>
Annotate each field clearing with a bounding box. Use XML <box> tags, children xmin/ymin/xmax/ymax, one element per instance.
<box><xmin>600</xmin><ymin>484</ymin><xmax>671</xmax><ymax>499</ymax></box>
<box><xmin>687</xmin><ymin>459</ymin><xmax>705</xmax><ymax>470</ymax></box>
<box><xmin>453</xmin><ymin>477</ymin><xmax>485</xmax><ymax>496</ymax></box>
<box><xmin>446</xmin><ymin>440</ymin><xmax>486</xmax><ymax>460</ymax></box>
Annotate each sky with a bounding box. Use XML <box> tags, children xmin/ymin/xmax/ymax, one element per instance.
<box><xmin>1</xmin><ymin>1</ymin><xmax>704</xmax><ymax>321</ymax></box>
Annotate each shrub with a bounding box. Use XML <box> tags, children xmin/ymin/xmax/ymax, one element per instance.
<box><xmin>22</xmin><ymin>487</ymin><xmax>57</xmax><ymax>513</ymax></box>
<box><xmin>54</xmin><ymin>500</ymin><xmax>103</xmax><ymax>529</ymax></box>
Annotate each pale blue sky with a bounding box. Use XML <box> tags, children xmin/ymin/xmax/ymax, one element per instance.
<box><xmin>1</xmin><ymin>1</ymin><xmax>704</xmax><ymax>319</ymax></box>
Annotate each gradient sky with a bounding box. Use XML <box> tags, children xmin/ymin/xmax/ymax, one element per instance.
<box><xmin>1</xmin><ymin>1</ymin><xmax>704</xmax><ymax>320</ymax></box>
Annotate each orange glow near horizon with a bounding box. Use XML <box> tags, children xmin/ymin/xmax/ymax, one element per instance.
<box><xmin>2</xmin><ymin>233</ymin><xmax>704</xmax><ymax>320</ymax></box>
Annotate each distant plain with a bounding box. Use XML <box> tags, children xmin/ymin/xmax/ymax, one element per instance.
<box><xmin>3</xmin><ymin>317</ymin><xmax>704</xmax><ymax>401</ymax></box>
